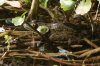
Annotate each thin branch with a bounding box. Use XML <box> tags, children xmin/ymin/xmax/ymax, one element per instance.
<box><xmin>83</xmin><ymin>38</ymin><xmax>98</xmax><ymax>48</ymax></box>
<box><xmin>94</xmin><ymin>2</ymin><xmax>100</xmax><ymax>20</ymax></box>
<box><xmin>80</xmin><ymin>47</ymin><xmax>100</xmax><ymax>57</ymax></box>
<box><xmin>24</xmin><ymin>0</ymin><xmax>39</xmax><ymax>22</ymax></box>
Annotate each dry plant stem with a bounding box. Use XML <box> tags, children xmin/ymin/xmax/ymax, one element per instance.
<box><xmin>22</xmin><ymin>0</ymin><xmax>42</xmax><ymax>37</ymax></box>
<box><xmin>80</xmin><ymin>47</ymin><xmax>100</xmax><ymax>57</ymax></box>
<box><xmin>25</xmin><ymin>22</ymin><xmax>43</xmax><ymax>38</ymax></box>
<box><xmin>0</xmin><ymin>50</ymin><xmax>100</xmax><ymax>65</ymax></box>
<box><xmin>7</xmin><ymin>50</ymin><xmax>77</xmax><ymax>57</ymax></box>
<box><xmin>39</xmin><ymin>5</ymin><xmax>56</xmax><ymax>21</ymax></box>
<box><xmin>73</xmin><ymin>49</ymin><xmax>90</xmax><ymax>55</ymax></box>
<box><xmin>0</xmin><ymin>53</ymin><xmax>99</xmax><ymax>64</ymax></box>
<box><xmin>0</xmin><ymin>30</ymin><xmax>11</xmax><ymax>37</ymax></box>
<box><xmin>30</xmin><ymin>57</ymin><xmax>99</xmax><ymax>63</ymax></box>
<box><xmin>33</xmin><ymin>59</ymin><xmax>36</xmax><ymax>66</ymax></box>
<box><xmin>11</xmin><ymin>31</ymin><xmax>33</xmax><ymax>36</ymax></box>
<box><xmin>34</xmin><ymin>51</ymin><xmax>100</xmax><ymax>66</ymax></box>
<box><xmin>86</xmin><ymin>56</ymin><xmax>100</xmax><ymax>62</ymax></box>
<box><xmin>88</xmin><ymin>13</ymin><xmax>95</xmax><ymax>34</ymax></box>
<box><xmin>83</xmin><ymin>38</ymin><xmax>98</xmax><ymax>48</ymax></box>
<box><xmin>40</xmin><ymin>53</ymin><xmax>80</xmax><ymax>65</ymax></box>
<box><xmin>25</xmin><ymin>0</ymin><xmax>39</xmax><ymax>22</ymax></box>
<box><xmin>94</xmin><ymin>3</ymin><xmax>100</xmax><ymax>20</ymax></box>
<box><xmin>39</xmin><ymin>53</ymin><xmax>100</xmax><ymax>66</ymax></box>
<box><xmin>0</xmin><ymin>50</ymin><xmax>9</xmax><ymax>60</ymax></box>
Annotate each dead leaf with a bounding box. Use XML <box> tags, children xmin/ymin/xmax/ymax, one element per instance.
<box><xmin>75</xmin><ymin>0</ymin><xmax>92</xmax><ymax>15</ymax></box>
<box><xmin>5</xmin><ymin>1</ymin><xmax>22</xmax><ymax>8</ymax></box>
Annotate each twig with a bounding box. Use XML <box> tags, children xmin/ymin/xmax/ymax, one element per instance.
<box><xmin>23</xmin><ymin>22</ymin><xmax>43</xmax><ymax>38</ymax></box>
<box><xmin>7</xmin><ymin>50</ymin><xmax>77</xmax><ymax>57</ymax></box>
<box><xmin>24</xmin><ymin>0</ymin><xmax>39</xmax><ymax>22</ymax></box>
<box><xmin>0</xmin><ymin>50</ymin><xmax>99</xmax><ymax>65</ymax></box>
<box><xmin>94</xmin><ymin>2</ymin><xmax>100</xmax><ymax>20</ymax></box>
<box><xmin>86</xmin><ymin>56</ymin><xmax>100</xmax><ymax>62</ymax></box>
<box><xmin>0</xmin><ymin>50</ymin><xmax>9</xmax><ymax>60</ymax></box>
<box><xmin>80</xmin><ymin>47</ymin><xmax>100</xmax><ymax>57</ymax></box>
<box><xmin>88</xmin><ymin>13</ymin><xmax>95</xmax><ymax>35</ymax></box>
<box><xmin>73</xmin><ymin>49</ymin><xmax>90</xmax><ymax>55</ymax></box>
<box><xmin>0</xmin><ymin>30</ymin><xmax>11</xmax><ymax>37</ymax></box>
<box><xmin>40</xmin><ymin>52</ymin><xmax>100</xmax><ymax>66</ymax></box>
<box><xmin>21</xmin><ymin>0</ymin><xmax>42</xmax><ymax>37</ymax></box>
<box><xmin>83</xmin><ymin>38</ymin><xmax>98</xmax><ymax>48</ymax></box>
<box><xmin>39</xmin><ymin>5</ymin><xmax>56</xmax><ymax>21</ymax></box>
<box><xmin>40</xmin><ymin>53</ymin><xmax>80</xmax><ymax>65</ymax></box>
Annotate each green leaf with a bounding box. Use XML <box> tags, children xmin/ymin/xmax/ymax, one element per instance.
<box><xmin>4</xmin><ymin>35</ymin><xmax>12</xmax><ymax>50</ymax></box>
<box><xmin>0</xmin><ymin>0</ymin><xmax>6</xmax><ymax>6</ymax></box>
<box><xmin>24</xmin><ymin>0</ymin><xmax>30</xmax><ymax>3</ymax></box>
<box><xmin>39</xmin><ymin>0</ymin><xmax>48</xmax><ymax>8</ymax></box>
<box><xmin>4</xmin><ymin>35</ymin><xmax>12</xmax><ymax>40</ymax></box>
<box><xmin>4</xmin><ymin>35</ymin><xmax>12</xmax><ymax>43</ymax></box>
<box><xmin>75</xmin><ymin>0</ymin><xmax>92</xmax><ymax>15</ymax></box>
<box><xmin>60</xmin><ymin>0</ymin><xmax>75</xmax><ymax>11</ymax></box>
<box><xmin>12</xmin><ymin>11</ymin><xmax>27</xmax><ymax>26</ymax></box>
<box><xmin>98</xmin><ymin>0</ymin><xmax>100</xmax><ymax>4</ymax></box>
<box><xmin>53</xmin><ymin>65</ymin><xmax>58</xmax><ymax>66</ymax></box>
<box><xmin>12</xmin><ymin>15</ymin><xmax>25</xmax><ymax>26</ymax></box>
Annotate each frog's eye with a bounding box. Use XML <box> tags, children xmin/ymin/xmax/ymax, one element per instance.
<box><xmin>0</xmin><ymin>27</ymin><xmax>5</xmax><ymax>32</ymax></box>
<box><xmin>37</xmin><ymin>25</ymin><xmax>49</xmax><ymax>34</ymax></box>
